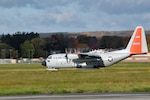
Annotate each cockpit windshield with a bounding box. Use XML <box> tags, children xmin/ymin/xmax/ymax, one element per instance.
<box><xmin>48</xmin><ymin>56</ymin><xmax>52</xmax><ymax>59</ymax></box>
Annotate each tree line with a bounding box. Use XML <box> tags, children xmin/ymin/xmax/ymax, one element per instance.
<box><xmin>0</xmin><ymin>32</ymin><xmax>150</xmax><ymax>59</ymax></box>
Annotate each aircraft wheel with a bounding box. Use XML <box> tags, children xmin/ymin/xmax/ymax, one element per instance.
<box><xmin>77</xmin><ymin>65</ymin><xmax>82</xmax><ymax>68</ymax></box>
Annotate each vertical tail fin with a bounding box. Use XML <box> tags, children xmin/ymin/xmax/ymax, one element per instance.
<box><xmin>126</xmin><ymin>26</ymin><xmax>148</xmax><ymax>55</ymax></box>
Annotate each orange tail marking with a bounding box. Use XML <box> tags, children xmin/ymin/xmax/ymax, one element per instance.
<box><xmin>130</xmin><ymin>27</ymin><xmax>142</xmax><ymax>53</ymax></box>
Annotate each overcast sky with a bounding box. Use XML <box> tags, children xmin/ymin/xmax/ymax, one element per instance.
<box><xmin>0</xmin><ymin>0</ymin><xmax>150</xmax><ymax>34</ymax></box>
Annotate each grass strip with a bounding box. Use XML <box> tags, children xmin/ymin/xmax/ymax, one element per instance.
<box><xmin>0</xmin><ymin>62</ymin><xmax>149</xmax><ymax>95</ymax></box>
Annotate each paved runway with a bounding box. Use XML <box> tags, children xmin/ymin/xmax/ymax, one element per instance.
<box><xmin>0</xmin><ymin>93</ymin><xmax>150</xmax><ymax>100</ymax></box>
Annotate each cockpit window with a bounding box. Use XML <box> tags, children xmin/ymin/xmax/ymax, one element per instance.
<box><xmin>48</xmin><ymin>56</ymin><xmax>52</xmax><ymax>59</ymax></box>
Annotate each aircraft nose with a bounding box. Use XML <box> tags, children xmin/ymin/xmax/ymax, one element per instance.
<box><xmin>42</xmin><ymin>60</ymin><xmax>46</xmax><ymax>67</ymax></box>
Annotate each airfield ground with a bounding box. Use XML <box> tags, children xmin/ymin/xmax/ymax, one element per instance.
<box><xmin>0</xmin><ymin>62</ymin><xmax>150</xmax><ymax>95</ymax></box>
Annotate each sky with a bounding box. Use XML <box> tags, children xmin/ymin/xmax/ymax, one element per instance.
<box><xmin>0</xmin><ymin>0</ymin><xmax>150</xmax><ymax>34</ymax></box>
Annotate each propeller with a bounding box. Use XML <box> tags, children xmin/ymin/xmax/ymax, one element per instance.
<box><xmin>65</xmin><ymin>48</ymin><xmax>69</xmax><ymax>63</ymax></box>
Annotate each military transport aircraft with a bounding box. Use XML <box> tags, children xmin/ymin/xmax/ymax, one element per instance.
<box><xmin>42</xmin><ymin>26</ymin><xmax>148</xmax><ymax>71</ymax></box>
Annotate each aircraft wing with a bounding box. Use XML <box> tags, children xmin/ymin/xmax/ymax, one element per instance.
<box><xmin>78</xmin><ymin>52</ymin><xmax>100</xmax><ymax>59</ymax></box>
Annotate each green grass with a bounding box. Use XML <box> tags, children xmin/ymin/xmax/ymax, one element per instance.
<box><xmin>0</xmin><ymin>62</ymin><xmax>150</xmax><ymax>95</ymax></box>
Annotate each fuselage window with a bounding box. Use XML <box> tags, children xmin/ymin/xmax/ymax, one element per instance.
<box><xmin>48</xmin><ymin>56</ymin><xmax>66</xmax><ymax>59</ymax></box>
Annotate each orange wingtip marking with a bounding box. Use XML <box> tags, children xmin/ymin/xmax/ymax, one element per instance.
<box><xmin>130</xmin><ymin>27</ymin><xmax>142</xmax><ymax>53</ymax></box>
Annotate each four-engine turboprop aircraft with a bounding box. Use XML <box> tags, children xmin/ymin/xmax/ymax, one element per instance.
<box><xmin>42</xmin><ymin>26</ymin><xmax>148</xmax><ymax>71</ymax></box>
